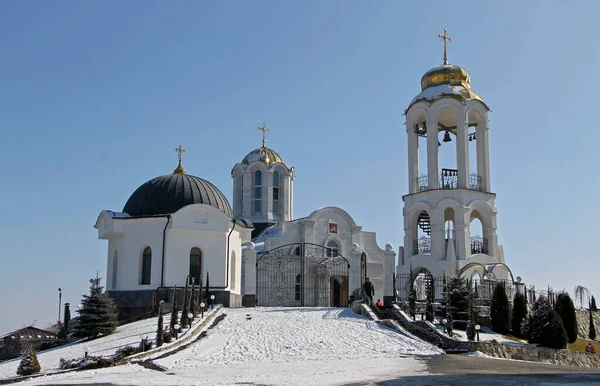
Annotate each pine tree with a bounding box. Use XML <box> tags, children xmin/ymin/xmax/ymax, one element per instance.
<box><xmin>205</xmin><ymin>272</ymin><xmax>210</xmax><ymax>308</ymax></box>
<box><xmin>181</xmin><ymin>278</ymin><xmax>190</xmax><ymax>329</ymax></box>
<box><xmin>592</xmin><ymin>296</ymin><xmax>598</xmax><ymax>312</ymax></box>
<box><xmin>589</xmin><ymin>306</ymin><xmax>597</xmax><ymax>341</ymax></box>
<box><xmin>17</xmin><ymin>346</ymin><xmax>41</xmax><ymax>376</ymax></box>
<box><xmin>522</xmin><ymin>296</ymin><xmax>568</xmax><ymax>349</ymax></box>
<box><xmin>169</xmin><ymin>284</ymin><xmax>179</xmax><ymax>335</ymax></box>
<box><xmin>444</xmin><ymin>275</ymin><xmax>470</xmax><ymax>329</ymax></box>
<box><xmin>555</xmin><ymin>292</ymin><xmax>578</xmax><ymax>344</ymax></box>
<box><xmin>72</xmin><ymin>276</ymin><xmax>118</xmax><ymax>339</ymax></box>
<box><xmin>491</xmin><ymin>282</ymin><xmax>510</xmax><ymax>334</ymax></box>
<box><xmin>511</xmin><ymin>292</ymin><xmax>528</xmax><ymax>338</ymax></box>
<box><xmin>190</xmin><ymin>280</ymin><xmax>197</xmax><ymax>318</ymax></box>
<box><xmin>156</xmin><ymin>303</ymin><xmax>164</xmax><ymax>348</ymax></box>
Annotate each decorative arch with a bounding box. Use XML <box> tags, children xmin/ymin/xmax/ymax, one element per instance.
<box><xmin>486</xmin><ymin>263</ymin><xmax>515</xmax><ymax>283</ymax></box>
<box><xmin>458</xmin><ymin>262</ymin><xmax>488</xmax><ymax>279</ymax></box>
<box><xmin>430</xmin><ymin>98</ymin><xmax>465</xmax><ymax>118</ymax></box>
<box><xmin>140</xmin><ymin>246</ymin><xmax>152</xmax><ymax>285</ymax></box>
<box><xmin>189</xmin><ymin>247</ymin><xmax>202</xmax><ymax>285</ymax></box>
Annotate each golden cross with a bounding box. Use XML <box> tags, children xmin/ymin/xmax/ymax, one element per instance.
<box><xmin>258</xmin><ymin>121</ymin><xmax>270</xmax><ymax>148</ymax></box>
<box><xmin>175</xmin><ymin>145</ymin><xmax>186</xmax><ymax>162</ymax></box>
<box><xmin>438</xmin><ymin>28</ymin><xmax>453</xmax><ymax>65</ymax></box>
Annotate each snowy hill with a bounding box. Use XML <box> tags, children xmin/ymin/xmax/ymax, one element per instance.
<box><xmin>18</xmin><ymin>307</ymin><xmax>442</xmax><ymax>385</ymax></box>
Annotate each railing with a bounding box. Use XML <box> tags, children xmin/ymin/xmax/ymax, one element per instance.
<box><xmin>414</xmin><ymin>172</ymin><xmax>484</xmax><ymax>193</ymax></box>
<box><xmin>412</xmin><ymin>236</ymin><xmax>431</xmax><ymax>256</ymax></box>
<box><xmin>470</xmin><ymin>236</ymin><xmax>488</xmax><ymax>254</ymax></box>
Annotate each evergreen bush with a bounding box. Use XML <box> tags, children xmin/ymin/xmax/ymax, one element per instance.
<box><xmin>522</xmin><ymin>296</ymin><xmax>568</xmax><ymax>349</ymax></box>
<box><xmin>466</xmin><ymin>320</ymin><xmax>476</xmax><ymax>341</ymax></box>
<box><xmin>511</xmin><ymin>292</ymin><xmax>528</xmax><ymax>338</ymax></box>
<box><xmin>17</xmin><ymin>346</ymin><xmax>41</xmax><ymax>376</ymax></box>
<box><xmin>555</xmin><ymin>292</ymin><xmax>578</xmax><ymax>344</ymax></box>
<box><xmin>72</xmin><ymin>276</ymin><xmax>118</xmax><ymax>340</ymax></box>
<box><xmin>592</xmin><ymin>296</ymin><xmax>598</xmax><ymax>312</ymax></box>
<box><xmin>156</xmin><ymin>304</ymin><xmax>164</xmax><ymax>348</ymax></box>
<box><xmin>180</xmin><ymin>279</ymin><xmax>190</xmax><ymax>329</ymax></box>
<box><xmin>444</xmin><ymin>275</ymin><xmax>470</xmax><ymax>329</ymax></box>
<box><xmin>590</xmin><ymin>306</ymin><xmax>597</xmax><ymax>341</ymax></box>
<box><xmin>169</xmin><ymin>285</ymin><xmax>179</xmax><ymax>336</ymax></box>
<box><xmin>490</xmin><ymin>282</ymin><xmax>510</xmax><ymax>334</ymax></box>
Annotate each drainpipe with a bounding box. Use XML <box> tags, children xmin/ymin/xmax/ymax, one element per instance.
<box><xmin>160</xmin><ymin>215</ymin><xmax>171</xmax><ymax>288</ymax></box>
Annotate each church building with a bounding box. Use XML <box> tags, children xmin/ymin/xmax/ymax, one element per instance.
<box><xmin>96</xmin><ymin>127</ymin><xmax>396</xmax><ymax>318</ymax></box>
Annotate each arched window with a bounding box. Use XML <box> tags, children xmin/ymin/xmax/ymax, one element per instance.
<box><xmin>295</xmin><ymin>274</ymin><xmax>301</xmax><ymax>301</ymax></box>
<box><xmin>326</xmin><ymin>241</ymin><xmax>338</xmax><ymax>257</ymax></box>
<box><xmin>230</xmin><ymin>250</ymin><xmax>236</xmax><ymax>291</ymax></box>
<box><xmin>272</xmin><ymin>171</ymin><xmax>280</xmax><ymax>214</ymax></box>
<box><xmin>190</xmin><ymin>247</ymin><xmax>202</xmax><ymax>285</ymax></box>
<box><xmin>254</xmin><ymin>170</ymin><xmax>262</xmax><ymax>213</ymax></box>
<box><xmin>141</xmin><ymin>247</ymin><xmax>152</xmax><ymax>285</ymax></box>
<box><xmin>112</xmin><ymin>250</ymin><xmax>118</xmax><ymax>290</ymax></box>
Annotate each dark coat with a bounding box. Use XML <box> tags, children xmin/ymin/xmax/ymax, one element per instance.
<box><xmin>363</xmin><ymin>281</ymin><xmax>374</xmax><ymax>296</ymax></box>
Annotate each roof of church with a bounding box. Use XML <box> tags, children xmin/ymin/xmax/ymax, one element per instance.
<box><xmin>241</xmin><ymin>146</ymin><xmax>286</xmax><ymax>167</ymax></box>
<box><xmin>123</xmin><ymin>172</ymin><xmax>233</xmax><ymax>218</ymax></box>
<box><xmin>407</xmin><ymin>64</ymin><xmax>489</xmax><ymax>111</ymax></box>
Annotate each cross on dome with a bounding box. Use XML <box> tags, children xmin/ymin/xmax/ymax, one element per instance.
<box><xmin>173</xmin><ymin>144</ymin><xmax>187</xmax><ymax>174</ymax></box>
<box><xmin>258</xmin><ymin>121</ymin><xmax>270</xmax><ymax>148</ymax></box>
<box><xmin>438</xmin><ymin>28</ymin><xmax>453</xmax><ymax>65</ymax></box>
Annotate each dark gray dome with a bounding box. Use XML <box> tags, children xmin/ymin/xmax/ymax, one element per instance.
<box><xmin>123</xmin><ymin>173</ymin><xmax>232</xmax><ymax>217</ymax></box>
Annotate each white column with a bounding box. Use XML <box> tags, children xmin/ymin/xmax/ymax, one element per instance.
<box><xmin>456</xmin><ymin>109</ymin><xmax>470</xmax><ymax>189</ymax></box>
<box><xmin>476</xmin><ymin>118</ymin><xmax>491</xmax><ymax>192</ymax></box>
<box><xmin>426</xmin><ymin>116</ymin><xmax>439</xmax><ymax>189</ymax></box>
<box><xmin>407</xmin><ymin>122</ymin><xmax>419</xmax><ymax>193</ymax></box>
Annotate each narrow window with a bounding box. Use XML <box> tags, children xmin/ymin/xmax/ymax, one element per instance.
<box><xmin>112</xmin><ymin>250</ymin><xmax>118</xmax><ymax>290</ymax></box>
<box><xmin>141</xmin><ymin>247</ymin><xmax>152</xmax><ymax>285</ymax></box>
<box><xmin>295</xmin><ymin>274</ymin><xmax>301</xmax><ymax>301</ymax></box>
<box><xmin>326</xmin><ymin>241</ymin><xmax>338</xmax><ymax>258</ymax></box>
<box><xmin>273</xmin><ymin>171</ymin><xmax>280</xmax><ymax>214</ymax></box>
<box><xmin>254</xmin><ymin>170</ymin><xmax>262</xmax><ymax>213</ymax></box>
<box><xmin>190</xmin><ymin>247</ymin><xmax>202</xmax><ymax>285</ymax></box>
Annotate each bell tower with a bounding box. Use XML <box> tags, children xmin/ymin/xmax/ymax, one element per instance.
<box><xmin>231</xmin><ymin>122</ymin><xmax>295</xmax><ymax>238</ymax></box>
<box><xmin>398</xmin><ymin>30</ymin><xmax>502</xmax><ymax>279</ymax></box>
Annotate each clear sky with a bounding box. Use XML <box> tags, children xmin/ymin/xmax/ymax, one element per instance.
<box><xmin>1</xmin><ymin>0</ymin><xmax>599</xmax><ymax>334</ymax></box>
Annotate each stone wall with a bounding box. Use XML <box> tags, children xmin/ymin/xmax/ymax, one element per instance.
<box><xmin>575</xmin><ymin>308</ymin><xmax>600</xmax><ymax>340</ymax></box>
<box><xmin>477</xmin><ymin>341</ymin><xmax>600</xmax><ymax>368</ymax></box>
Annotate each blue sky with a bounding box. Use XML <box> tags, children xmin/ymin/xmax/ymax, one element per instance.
<box><xmin>1</xmin><ymin>0</ymin><xmax>599</xmax><ymax>333</ymax></box>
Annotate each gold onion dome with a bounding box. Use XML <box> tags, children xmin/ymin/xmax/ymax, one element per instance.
<box><xmin>241</xmin><ymin>146</ymin><xmax>285</xmax><ymax>166</ymax></box>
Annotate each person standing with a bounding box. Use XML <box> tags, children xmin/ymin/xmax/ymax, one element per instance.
<box><xmin>363</xmin><ymin>277</ymin><xmax>375</xmax><ymax>305</ymax></box>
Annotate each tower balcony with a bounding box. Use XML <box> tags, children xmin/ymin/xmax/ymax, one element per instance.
<box><xmin>470</xmin><ymin>236</ymin><xmax>488</xmax><ymax>255</ymax></box>
<box><xmin>412</xmin><ymin>236</ymin><xmax>431</xmax><ymax>255</ymax></box>
<box><xmin>416</xmin><ymin>169</ymin><xmax>483</xmax><ymax>192</ymax></box>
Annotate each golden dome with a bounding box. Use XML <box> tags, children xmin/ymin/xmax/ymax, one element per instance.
<box><xmin>241</xmin><ymin>146</ymin><xmax>286</xmax><ymax>167</ymax></box>
<box><xmin>420</xmin><ymin>64</ymin><xmax>471</xmax><ymax>90</ymax></box>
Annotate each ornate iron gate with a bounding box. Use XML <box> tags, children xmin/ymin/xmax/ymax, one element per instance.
<box><xmin>256</xmin><ymin>243</ymin><xmax>350</xmax><ymax>307</ymax></box>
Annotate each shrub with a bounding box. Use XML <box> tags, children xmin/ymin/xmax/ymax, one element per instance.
<box><xmin>59</xmin><ymin>356</ymin><xmax>117</xmax><ymax>370</ymax></box>
<box><xmin>114</xmin><ymin>346</ymin><xmax>138</xmax><ymax>360</ymax></box>
<box><xmin>522</xmin><ymin>296</ymin><xmax>568</xmax><ymax>349</ymax></box>
<box><xmin>590</xmin><ymin>307</ymin><xmax>597</xmax><ymax>341</ymax></box>
<box><xmin>491</xmin><ymin>282</ymin><xmax>510</xmax><ymax>334</ymax></box>
<box><xmin>555</xmin><ymin>292</ymin><xmax>578</xmax><ymax>344</ymax></box>
<box><xmin>138</xmin><ymin>338</ymin><xmax>153</xmax><ymax>352</ymax></box>
<box><xmin>511</xmin><ymin>292</ymin><xmax>528</xmax><ymax>338</ymax></box>
<box><xmin>466</xmin><ymin>320</ymin><xmax>476</xmax><ymax>341</ymax></box>
<box><xmin>163</xmin><ymin>330</ymin><xmax>173</xmax><ymax>344</ymax></box>
<box><xmin>17</xmin><ymin>346</ymin><xmax>41</xmax><ymax>376</ymax></box>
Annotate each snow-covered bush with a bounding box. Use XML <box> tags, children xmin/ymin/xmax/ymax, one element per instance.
<box><xmin>114</xmin><ymin>346</ymin><xmax>138</xmax><ymax>360</ymax></box>
<box><xmin>522</xmin><ymin>296</ymin><xmax>568</xmax><ymax>349</ymax></box>
<box><xmin>59</xmin><ymin>356</ymin><xmax>116</xmax><ymax>370</ymax></box>
<box><xmin>17</xmin><ymin>346</ymin><xmax>41</xmax><ymax>376</ymax></box>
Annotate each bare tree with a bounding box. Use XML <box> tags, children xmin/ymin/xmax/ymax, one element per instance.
<box><xmin>574</xmin><ymin>285</ymin><xmax>590</xmax><ymax>309</ymax></box>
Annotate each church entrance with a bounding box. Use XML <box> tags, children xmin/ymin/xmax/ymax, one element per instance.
<box><xmin>256</xmin><ymin>243</ymin><xmax>350</xmax><ymax>307</ymax></box>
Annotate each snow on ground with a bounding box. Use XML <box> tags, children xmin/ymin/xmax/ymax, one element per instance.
<box><xmin>0</xmin><ymin>309</ymin><xmax>217</xmax><ymax>380</ymax></box>
<box><xmin>451</xmin><ymin>326</ymin><xmax>526</xmax><ymax>346</ymax></box>
<box><xmin>21</xmin><ymin>307</ymin><xmax>442</xmax><ymax>386</ymax></box>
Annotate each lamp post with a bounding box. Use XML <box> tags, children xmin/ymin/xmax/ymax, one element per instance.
<box><xmin>200</xmin><ymin>302</ymin><xmax>205</xmax><ymax>318</ymax></box>
<box><xmin>58</xmin><ymin>288</ymin><xmax>62</xmax><ymax>325</ymax></box>
<box><xmin>475</xmin><ymin>324</ymin><xmax>481</xmax><ymax>342</ymax></box>
<box><xmin>173</xmin><ymin>324</ymin><xmax>180</xmax><ymax>340</ymax></box>
<box><xmin>210</xmin><ymin>295</ymin><xmax>215</xmax><ymax>310</ymax></box>
<box><xmin>187</xmin><ymin>313</ymin><xmax>193</xmax><ymax>331</ymax></box>
<box><xmin>84</xmin><ymin>346</ymin><xmax>89</xmax><ymax>359</ymax></box>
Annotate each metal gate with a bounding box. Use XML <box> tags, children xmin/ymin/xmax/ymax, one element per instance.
<box><xmin>256</xmin><ymin>243</ymin><xmax>350</xmax><ymax>307</ymax></box>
